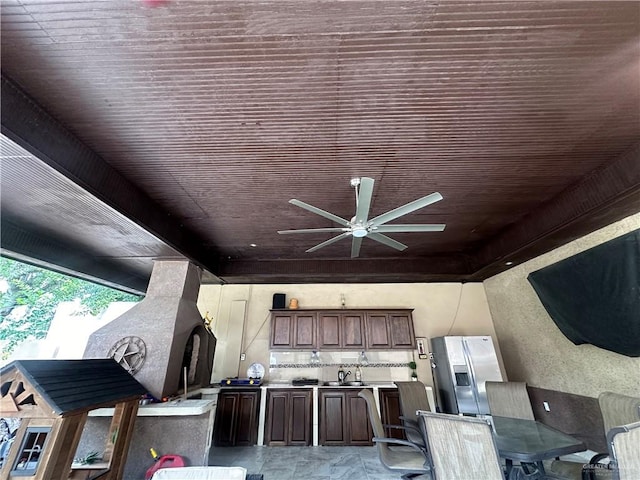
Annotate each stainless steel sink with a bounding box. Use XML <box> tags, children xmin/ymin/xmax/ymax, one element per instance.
<box><xmin>343</xmin><ymin>381</ymin><xmax>366</xmax><ymax>386</ymax></box>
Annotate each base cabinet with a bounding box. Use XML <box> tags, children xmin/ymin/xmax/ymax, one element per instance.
<box><xmin>379</xmin><ymin>388</ymin><xmax>406</xmax><ymax>439</ymax></box>
<box><xmin>265</xmin><ymin>389</ymin><xmax>312</xmax><ymax>446</ymax></box>
<box><xmin>213</xmin><ymin>389</ymin><xmax>260</xmax><ymax>446</ymax></box>
<box><xmin>319</xmin><ymin>390</ymin><xmax>373</xmax><ymax>446</ymax></box>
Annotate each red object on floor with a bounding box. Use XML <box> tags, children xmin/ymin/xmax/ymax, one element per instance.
<box><xmin>144</xmin><ymin>455</ymin><xmax>186</xmax><ymax>480</ymax></box>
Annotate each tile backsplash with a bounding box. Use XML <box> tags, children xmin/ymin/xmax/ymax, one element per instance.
<box><xmin>268</xmin><ymin>350</ymin><xmax>415</xmax><ymax>384</ymax></box>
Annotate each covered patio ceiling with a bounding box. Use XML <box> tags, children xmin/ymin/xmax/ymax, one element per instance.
<box><xmin>1</xmin><ymin>1</ymin><xmax>639</xmax><ymax>293</ymax></box>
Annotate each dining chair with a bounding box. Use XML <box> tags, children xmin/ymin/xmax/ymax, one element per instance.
<box><xmin>608</xmin><ymin>420</ymin><xmax>640</xmax><ymax>480</ymax></box>
<box><xmin>485</xmin><ymin>381</ymin><xmax>535</xmax><ymax>420</ymax></box>
<box><xmin>548</xmin><ymin>392</ymin><xmax>640</xmax><ymax>480</ymax></box>
<box><xmin>418</xmin><ymin>411</ymin><xmax>505</xmax><ymax>480</ymax></box>
<box><xmin>394</xmin><ymin>381</ymin><xmax>432</xmax><ymax>446</ymax></box>
<box><xmin>357</xmin><ymin>389</ymin><xmax>431</xmax><ymax>480</ymax></box>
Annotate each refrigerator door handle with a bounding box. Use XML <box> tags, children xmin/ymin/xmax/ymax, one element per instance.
<box><xmin>462</xmin><ymin>338</ymin><xmax>481</xmax><ymax>414</ymax></box>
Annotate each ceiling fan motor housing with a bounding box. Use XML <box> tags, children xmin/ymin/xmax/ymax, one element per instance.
<box><xmin>352</xmin><ymin>225</ymin><xmax>368</xmax><ymax>238</ymax></box>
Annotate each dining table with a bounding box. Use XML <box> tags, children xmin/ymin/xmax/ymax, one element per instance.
<box><xmin>490</xmin><ymin>415</ymin><xmax>587</xmax><ymax>480</ymax></box>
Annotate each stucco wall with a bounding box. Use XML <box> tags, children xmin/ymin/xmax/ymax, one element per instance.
<box><xmin>197</xmin><ymin>282</ymin><xmax>503</xmax><ymax>389</ymax></box>
<box><xmin>484</xmin><ymin>213</ymin><xmax>640</xmax><ymax>398</ymax></box>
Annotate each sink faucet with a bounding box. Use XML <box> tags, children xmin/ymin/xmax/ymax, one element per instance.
<box><xmin>338</xmin><ymin>366</ymin><xmax>351</xmax><ymax>383</ymax></box>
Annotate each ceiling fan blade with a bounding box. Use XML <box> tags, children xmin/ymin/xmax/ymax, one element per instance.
<box><xmin>306</xmin><ymin>232</ymin><xmax>351</xmax><ymax>253</ymax></box>
<box><xmin>290</xmin><ymin>199</ymin><xmax>350</xmax><ymax>227</ymax></box>
<box><xmin>373</xmin><ymin>224</ymin><xmax>446</xmax><ymax>233</ymax></box>
<box><xmin>354</xmin><ymin>177</ymin><xmax>374</xmax><ymax>224</ymax></box>
<box><xmin>278</xmin><ymin>228</ymin><xmax>348</xmax><ymax>234</ymax></box>
<box><xmin>351</xmin><ymin>236</ymin><xmax>363</xmax><ymax>258</ymax></box>
<box><xmin>368</xmin><ymin>233</ymin><xmax>408</xmax><ymax>251</ymax></box>
<box><xmin>370</xmin><ymin>192</ymin><xmax>443</xmax><ymax>226</ymax></box>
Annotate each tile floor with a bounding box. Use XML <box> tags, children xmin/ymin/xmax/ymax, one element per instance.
<box><xmin>209</xmin><ymin>445</ymin><xmax>431</xmax><ymax>480</ymax></box>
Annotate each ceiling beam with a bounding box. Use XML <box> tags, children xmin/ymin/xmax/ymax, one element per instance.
<box><xmin>1</xmin><ymin>216</ymin><xmax>148</xmax><ymax>295</ymax></box>
<box><xmin>468</xmin><ymin>144</ymin><xmax>640</xmax><ymax>280</ymax></box>
<box><xmin>217</xmin><ymin>255</ymin><xmax>474</xmax><ymax>283</ymax></box>
<box><xmin>0</xmin><ymin>75</ymin><xmax>221</xmax><ymax>280</ymax></box>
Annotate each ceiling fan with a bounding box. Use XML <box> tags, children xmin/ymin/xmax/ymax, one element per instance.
<box><xmin>278</xmin><ymin>177</ymin><xmax>446</xmax><ymax>258</ymax></box>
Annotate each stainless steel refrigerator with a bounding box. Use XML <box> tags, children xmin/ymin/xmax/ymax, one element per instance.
<box><xmin>430</xmin><ymin>335</ymin><xmax>503</xmax><ymax>415</ymax></box>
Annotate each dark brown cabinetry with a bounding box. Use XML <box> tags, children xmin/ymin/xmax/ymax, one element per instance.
<box><xmin>388</xmin><ymin>312</ymin><xmax>415</xmax><ymax>349</ymax></box>
<box><xmin>265</xmin><ymin>389</ymin><xmax>312</xmax><ymax>446</ymax></box>
<box><xmin>319</xmin><ymin>389</ymin><xmax>373</xmax><ymax>446</ymax></box>
<box><xmin>270</xmin><ymin>312</ymin><xmax>317</xmax><ymax>349</ymax></box>
<box><xmin>270</xmin><ymin>309</ymin><xmax>414</xmax><ymax>350</ymax></box>
<box><xmin>213</xmin><ymin>389</ymin><xmax>260</xmax><ymax>446</ymax></box>
<box><xmin>365</xmin><ymin>312</ymin><xmax>391</xmax><ymax>349</ymax></box>
<box><xmin>318</xmin><ymin>311</ymin><xmax>365</xmax><ymax>349</ymax></box>
<box><xmin>379</xmin><ymin>388</ymin><xmax>406</xmax><ymax>439</ymax></box>
<box><xmin>365</xmin><ymin>310</ymin><xmax>415</xmax><ymax>349</ymax></box>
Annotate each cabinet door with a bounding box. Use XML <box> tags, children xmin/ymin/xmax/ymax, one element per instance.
<box><xmin>266</xmin><ymin>390</ymin><xmax>312</xmax><ymax>446</ymax></box>
<box><xmin>289</xmin><ymin>390</ymin><xmax>312</xmax><ymax>445</ymax></box>
<box><xmin>342</xmin><ymin>312</ymin><xmax>365</xmax><ymax>349</ymax></box>
<box><xmin>235</xmin><ymin>391</ymin><xmax>259</xmax><ymax>446</ymax></box>
<box><xmin>389</xmin><ymin>313</ymin><xmax>415</xmax><ymax>349</ymax></box>
<box><xmin>346</xmin><ymin>390</ymin><xmax>373</xmax><ymax>445</ymax></box>
<box><xmin>270</xmin><ymin>314</ymin><xmax>294</xmax><ymax>349</ymax></box>
<box><xmin>214</xmin><ymin>392</ymin><xmax>239</xmax><ymax>446</ymax></box>
<box><xmin>318</xmin><ymin>313</ymin><xmax>341</xmax><ymax>349</ymax></box>
<box><xmin>320</xmin><ymin>391</ymin><xmax>347</xmax><ymax>445</ymax></box>
<box><xmin>293</xmin><ymin>313</ymin><xmax>317</xmax><ymax>349</ymax></box>
<box><xmin>365</xmin><ymin>313</ymin><xmax>391</xmax><ymax>349</ymax></box>
<box><xmin>379</xmin><ymin>389</ymin><xmax>406</xmax><ymax>439</ymax></box>
<box><xmin>266</xmin><ymin>390</ymin><xmax>289</xmax><ymax>446</ymax></box>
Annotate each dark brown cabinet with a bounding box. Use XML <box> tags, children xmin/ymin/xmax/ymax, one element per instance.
<box><xmin>365</xmin><ymin>312</ymin><xmax>391</xmax><ymax>349</ymax></box>
<box><xmin>388</xmin><ymin>312</ymin><xmax>415</xmax><ymax>349</ymax></box>
<box><xmin>271</xmin><ymin>309</ymin><xmax>413</xmax><ymax>351</ymax></box>
<box><xmin>270</xmin><ymin>312</ymin><xmax>317</xmax><ymax>349</ymax></box>
<box><xmin>265</xmin><ymin>389</ymin><xmax>312</xmax><ymax>446</ymax></box>
<box><xmin>213</xmin><ymin>389</ymin><xmax>260</xmax><ymax>446</ymax></box>
<box><xmin>319</xmin><ymin>389</ymin><xmax>373</xmax><ymax>446</ymax></box>
<box><xmin>365</xmin><ymin>310</ymin><xmax>415</xmax><ymax>350</ymax></box>
<box><xmin>318</xmin><ymin>311</ymin><xmax>365</xmax><ymax>349</ymax></box>
<box><xmin>379</xmin><ymin>388</ymin><xmax>406</xmax><ymax>439</ymax></box>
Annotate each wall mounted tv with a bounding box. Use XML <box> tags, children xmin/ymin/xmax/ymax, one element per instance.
<box><xmin>527</xmin><ymin>229</ymin><xmax>640</xmax><ymax>357</ymax></box>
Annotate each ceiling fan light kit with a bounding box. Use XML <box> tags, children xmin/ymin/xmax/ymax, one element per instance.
<box><xmin>278</xmin><ymin>177</ymin><xmax>446</xmax><ymax>258</ymax></box>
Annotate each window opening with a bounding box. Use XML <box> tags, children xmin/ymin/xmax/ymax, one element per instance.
<box><xmin>11</xmin><ymin>427</ymin><xmax>50</xmax><ymax>476</ymax></box>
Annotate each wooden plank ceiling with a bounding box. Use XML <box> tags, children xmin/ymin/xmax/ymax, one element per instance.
<box><xmin>1</xmin><ymin>0</ymin><xmax>639</xmax><ymax>288</ymax></box>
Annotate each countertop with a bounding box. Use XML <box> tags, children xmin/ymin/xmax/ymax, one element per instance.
<box><xmin>218</xmin><ymin>382</ymin><xmax>400</xmax><ymax>389</ymax></box>
<box><xmin>89</xmin><ymin>399</ymin><xmax>216</xmax><ymax>417</ymax></box>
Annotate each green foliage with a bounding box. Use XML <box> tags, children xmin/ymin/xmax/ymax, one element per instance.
<box><xmin>408</xmin><ymin>361</ymin><xmax>417</xmax><ymax>370</ymax></box>
<box><xmin>74</xmin><ymin>451</ymin><xmax>101</xmax><ymax>465</ymax></box>
<box><xmin>0</xmin><ymin>257</ymin><xmax>141</xmax><ymax>359</ymax></box>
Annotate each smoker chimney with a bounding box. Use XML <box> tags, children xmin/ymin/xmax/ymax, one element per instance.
<box><xmin>84</xmin><ymin>260</ymin><xmax>216</xmax><ymax>399</ymax></box>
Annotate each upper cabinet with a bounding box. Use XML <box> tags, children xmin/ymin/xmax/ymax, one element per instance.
<box><xmin>270</xmin><ymin>309</ymin><xmax>414</xmax><ymax>350</ymax></box>
<box><xmin>270</xmin><ymin>311</ymin><xmax>317</xmax><ymax>349</ymax></box>
<box><xmin>318</xmin><ymin>311</ymin><xmax>366</xmax><ymax>350</ymax></box>
<box><xmin>364</xmin><ymin>312</ymin><xmax>391</xmax><ymax>349</ymax></box>
<box><xmin>388</xmin><ymin>312</ymin><xmax>416</xmax><ymax>349</ymax></box>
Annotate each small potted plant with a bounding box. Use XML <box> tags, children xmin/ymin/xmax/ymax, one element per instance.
<box><xmin>408</xmin><ymin>361</ymin><xmax>418</xmax><ymax>381</ymax></box>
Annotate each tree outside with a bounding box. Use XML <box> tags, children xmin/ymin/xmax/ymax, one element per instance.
<box><xmin>0</xmin><ymin>257</ymin><xmax>141</xmax><ymax>360</ymax></box>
